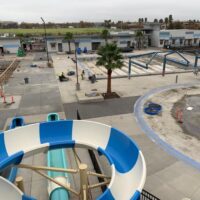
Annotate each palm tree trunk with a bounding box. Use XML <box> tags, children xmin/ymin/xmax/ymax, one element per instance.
<box><xmin>68</xmin><ymin>41</ymin><xmax>71</xmax><ymax>53</ymax></box>
<box><xmin>107</xmin><ymin>69</ymin><xmax>112</xmax><ymax>94</ymax></box>
<box><xmin>139</xmin><ymin>38</ymin><xmax>141</xmax><ymax>50</ymax></box>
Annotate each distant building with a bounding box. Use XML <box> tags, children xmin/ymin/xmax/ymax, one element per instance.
<box><xmin>21</xmin><ymin>37</ymin><xmax>45</xmax><ymax>52</ymax></box>
<box><xmin>0</xmin><ymin>37</ymin><xmax>20</xmax><ymax>54</ymax></box>
<box><xmin>47</xmin><ymin>22</ymin><xmax>200</xmax><ymax>52</ymax></box>
<box><xmin>46</xmin><ymin>31</ymin><xmax>149</xmax><ymax>53</ymax></box>
<box><xmin>158</xmin><ymin>29</ymin><xmax>200</xmax><ymax>48</ymax></box>
<box><xmin>111</xmin><ymin>26</ymin><xmax>117</xmax><ymax>30</ymax></box>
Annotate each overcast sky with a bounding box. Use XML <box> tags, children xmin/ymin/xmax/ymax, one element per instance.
<box><xmin>0</xmin><ymin>0</ymin><xmax>199</xmax><ymax>23</ymax></box>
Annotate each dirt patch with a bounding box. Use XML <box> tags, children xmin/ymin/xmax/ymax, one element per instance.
<box><xmin>102</xmin><ymin>92</ymin><xmax>120</xmax><ymax>99</ymax></box>
<box><xmin>172</xmin><ymin>94</ymin><xmax>200</xmax><ymax>140</ymax></box>
<box><xmin>171</xmin><ymin>95</ymin><xmax>186</xmax><ymax>118</ymax></box>
<box><xmin>144</xmin><ymin>86</ymin><xmax>200</xmax><ymax>163</ymax></box>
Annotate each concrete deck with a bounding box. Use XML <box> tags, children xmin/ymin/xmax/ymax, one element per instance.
<box><xmin>88</xmin><ymin>113</ymin><xmax>200</xmax><ymax>200</ymax></box>
<box><xmin>1</xmin><ymin>51</ymin><xmax>200</xmax><ymax>199</ymax></box>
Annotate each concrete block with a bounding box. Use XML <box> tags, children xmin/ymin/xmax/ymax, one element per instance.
<box><xmin>76</xmin><ymin>91</ymin><xmax>104</xmax><ymax>103</ymax></box>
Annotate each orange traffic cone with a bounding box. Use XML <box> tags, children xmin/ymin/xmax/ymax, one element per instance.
<box><xmin>11</xmin><ymin>96</ymin><xmax>15</xmax><ymax>104</ymax></box>
<box><xmin>178</xmin><ymin>111</ymin><xmax>183</xmax><ymax>123</ymax></box>
<box><xmin>0</xmin><ymin>90</ymin><xmax>3</xmax><ymax>97</ymax></box>
<box><xmin>3</xmin><ymin>96</ymin><xmax>6</xmax><ymax>103</ymax></box>
<box><xmin>176</xmin><ymin>108</ymin><xmax>183</xmax><ymax>123</ymax></box>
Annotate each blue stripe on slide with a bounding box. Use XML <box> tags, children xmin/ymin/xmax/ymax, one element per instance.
<box><xmin>105</xmin><ymin>127</ymin><xmax>139</xmax><ymax>173</ymax></box>
<box><xmin>97</xmin><ymin>147</ymin><xmax>113</xmax><ymax>166</ymax></box>
<box><xmin>22</xmin><ymin>194</ymin><xmax>36</xmax><ymax>200</ymax></box>
<box><xmin>39</xmin><ymin>121</ymin><xmax>73</xmax><ymax>145</ymax></box>
<box><xmin>49</xmin><ymin>140</ymin><xmax>75</xmax><ymax>150</ymax></box>
<box><xmin>131</xmin><ymin>190</ymin><xmax>140</xmax><ymax>200</ymax></box>
<box><xmin>0</xmin><ymin>133</ymin><xmax>8</xmax><ymax>161</ymax></box>
<box><xmin>97</xmin><ymin>188</ymin><xmax>115</xmax><ymax>200</ymax></box>
<box><xmin>0</xmin><ymin>151</ymin><xmax>24</xmax><ymax>171</ymax></box>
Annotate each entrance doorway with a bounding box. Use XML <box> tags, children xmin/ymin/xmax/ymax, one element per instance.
<box><xmin>0</xmin><ymin>47</ymin><xmax>4</xmax><ymax>55</ymax></box>
<box><xmin>92</xmin><ymin>42</ymin><xmax>101</xmax><ymax>51</ymax></box>
<box><xmin>148</xmin><ymin>38</ymin><xmax>151</xmax><ymax>46</ymax></box>
<box><xmin>58</xmin><ymin>43</ymin><xmax>63</xmax><ymax>52</ymax></box>
<box><xmin>127</xmin><ymin>41</ymin><xmax>131</xmax><ymax>47</ymax></box>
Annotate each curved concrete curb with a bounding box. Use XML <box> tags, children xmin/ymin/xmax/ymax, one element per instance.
<box><xmin>134</xmin><ymin>82</ymin><xmax>200</xmax><ymax>171</ymax></box>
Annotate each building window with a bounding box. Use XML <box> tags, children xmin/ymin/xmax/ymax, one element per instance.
<box><xmin>120</xmin><ymin>41</ymin><xmax>127</xmax><ymax>44</ymax></box>
<box><xmin>180</xmin><ymin>39</ymin><xmax>183</xmax><ymax>45</ymax></box>
<box><xmin>194</xmin><ymin>39</ymin><xmax>197</xmax><ymax>44</ymax></box>
<box><xmin>50</xmin><ymin>43</ymin><xmax>56</xmax><ymax>49</ymax></box>
<box><xmin>160</xmin><ymin>40</ymin><xmax>164</xmax><ymax>45</ymax></box>
<box><xmin>172</xmin><ymin>39</ymin><xmax>175</xmax><ymax>45</ymax></box>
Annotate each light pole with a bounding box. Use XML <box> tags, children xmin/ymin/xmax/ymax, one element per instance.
<box><xmin>75</xmin><ymin>47</ymin><xmax>80</xmax><ymax>91</ymax></box>
<box><xmin>41</xmin><ymin>17</ymin><xmax>50</xmax><ymax>65</ymax></box>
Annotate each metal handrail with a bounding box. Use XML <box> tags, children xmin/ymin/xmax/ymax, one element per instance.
<box><xmin>0</xmin><ymin>59</ymin><xmax>19</xmax><ymax>85</ymax></box>
<box><xmin>141</xmin><ymin>189</ymin><xmax>160</xmax><ymax>200</ymax></box>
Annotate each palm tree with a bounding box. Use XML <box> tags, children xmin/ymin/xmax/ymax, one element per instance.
<box><xmin>101</xmin><ymin>29</ymin><xmax>110</xmax><ymax>44</ymax></box>
<box><xmin>135</xmin><ymin>31</ymin><xmax>144</xmax><ymax>49</ymax></box>
<box><xmin>96</xmin><ymin>43</ymin><xmax>123</xmax><ymax>95</ymax></box>
<box><xmin>164</xmin><ymin>17</ymin><xmax>169</xmax><ymax>28</ymax></box>
<box><xmin>64</xmin><ymin>32</ymin><xmax>73</xmax><ymax>54</ymax></box>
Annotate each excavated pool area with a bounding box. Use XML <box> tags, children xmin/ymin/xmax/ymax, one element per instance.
<box><xmin>142</xmin><ymin>85</ymin><xmax>200</xmax><ymax>164</ymax></box>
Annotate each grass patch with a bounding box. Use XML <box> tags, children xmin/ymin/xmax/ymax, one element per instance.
<box><xmin>0</xmin><ymin>28</ymin><xmax>105</xmax><ymax>36</ymax></box>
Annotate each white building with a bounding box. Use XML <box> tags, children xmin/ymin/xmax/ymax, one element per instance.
<box><xmin>0</xmin><ymin>37</ymin><xmax>20</xmax><ymax>54</ymax></box>
<box><xmin>158</xmin><ymin>29</ymin><xmax>200</xmax><ymax>48</ymax></box>
<box><xmin>46</xmin><ymin>25</ymin><xmax>200</xmax><ymax>52</ymax></box>
<box><xmin>46</xmin><ymin>31</ymin><xmax>148</xmax><ymax>53</ymax></box>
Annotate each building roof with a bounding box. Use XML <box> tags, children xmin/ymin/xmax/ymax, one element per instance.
<box><xmin>0</xmin><ymin>37</ymin><xmax>20</xmax><ymax>40</ymax></box>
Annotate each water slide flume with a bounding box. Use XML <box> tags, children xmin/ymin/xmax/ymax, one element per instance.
<box><xmin>0</xmin><ymin>120</ymin><xmax>146</xmax><ymax>200</ymax></box>
<box><xmin>46</xmin><ymin>113</ymin><xmax>70</xmax><ymax>200</ymax></box>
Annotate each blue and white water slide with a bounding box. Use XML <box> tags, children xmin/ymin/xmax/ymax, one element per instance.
<box><xmin>0</xmin><ymin>120</ymin><xmax>146</xmax><ymax>200</ymax></box>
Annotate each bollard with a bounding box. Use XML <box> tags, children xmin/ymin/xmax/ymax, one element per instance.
<box><xmin>175</xmin><ymin>75</ymin><xmax>178</xmax><ymax>84</ymax></box>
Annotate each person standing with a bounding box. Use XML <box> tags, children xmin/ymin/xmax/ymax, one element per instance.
<box><xmin>81</xmin><ymin>70</ymin><xmax>85</xmax><ymax>80</ymax></box>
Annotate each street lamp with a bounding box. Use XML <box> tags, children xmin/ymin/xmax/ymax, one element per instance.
<box><xmin>41</xmin><ymin>17</ymin><xmax>50</xmax><ymax>65</ymax></box>
<box><xmin>75</xmin><ymin>46</ymin><xmax>80</xmax><ymax>91</ymax></box>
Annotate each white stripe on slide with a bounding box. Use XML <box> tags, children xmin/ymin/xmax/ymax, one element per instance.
<box><xmin>72</xmin><ymin>120</ymin><xmax>111</xmax><ymax>150</ymax></box>
<box><xmin>4</xmin><ymin>124</ymin><xmax>41</xmax><ymax>156</ymax></box>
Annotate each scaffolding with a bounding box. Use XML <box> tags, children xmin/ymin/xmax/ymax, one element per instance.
<box><xmin>0</xmin><ymin>59</ymin><xmax>20</xmax><ymax>95</ymax></box>
<box><xmin>0</xmin><ymin>59</ymin><xmax>20</xmax><ymax>85</ymax></box>
<box><xmin>128</xmin><ymin>50</ymin><xmax>191</xmax><ymax>78</ymax></box>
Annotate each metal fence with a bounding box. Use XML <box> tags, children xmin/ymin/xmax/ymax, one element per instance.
<box><xmin>141</xmin><ymin>189</ymin><xmax>160</xmax><ymax>200</ymax></box>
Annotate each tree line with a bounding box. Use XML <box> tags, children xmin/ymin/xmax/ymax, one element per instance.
<box><xmin>0</xmin><ymin>21</ymin><xmax>97</xmax><ymax>29</ymax></box>
<box><xmin>153</xmin><ymin>15</ymin><xmax>200</xmax><ymax>29</ymax></box>
<box><xmin>1</xmin><ymin>16</ymin><xmax>200</xmax><ymax>30</ymax></box>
